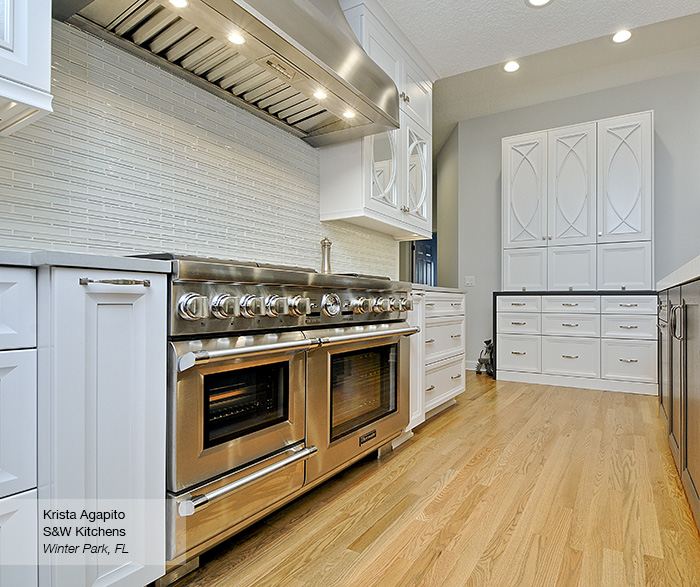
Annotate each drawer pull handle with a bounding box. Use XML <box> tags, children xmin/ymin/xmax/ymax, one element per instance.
<box><xmin>619</xmin><ymin>325</ymin><xmax>638</xmax><ymax>329</ymax></box>
<box><xmin>426</xmin><ymin>303</ymin><xmax>435</xmax><ymax>307</ymax></box>
<box><xmin>562</xmin><ymin>323</ymin><xmax>579</xmax><ymax>328</ymax></box>
<box><xmin>562</xmin><ymin>302</ymin><xmax>579</xmax><ymax>307</ymax></box>
<box><xmin>620</xmin><ymin>303</ymin><xmax>638</xmax><ymax>307</ymax></box>
<box><xmin>562</xmin><ymin>354</ymin><xmax>579</xmax><ymax>359</ymax></box>
<box><xmin>451</xmin><ymin>334</ymin><xmax>462</xmax><ymax>339</ymax></box>
<box><xmin>451</xmin><ymin>303</ymin><xmax>462</xmax><ymax>307</ymax></box>
<box><xmin>511</xmin><ymin>302</ymin><xmax>526</xmax><ymax>306</ymax></box>
<box><xmin>511</xmin><ymin>321</ymin><xmax>527</xmax><ymax>325</ymax></box>
<box><xmin>619</xmin><ymin>358</ymin><xmax>639</xmax><ymax>363</ymax></box>
<box><xmin>79</xmin><ymin>277</ymin><xmax>151</xmax><ymax>287</ymax></box>
<box><xmin>426</xmin><ymin>385</ymin><xmax>435</xmax><ymax>392</ymax></box>
<box><xmin>511</xmin><ymin>351</ymin><xmax>526</xmax><ymax>355</ymax></box>
<box><xmin>426</xmin><ymin>338</ymin><xmax>435</xmax><ymax>343</ymax></box>
<box><xmin>451</xmin><ymin>374</ymin><xmax>462</xmax><ymax>380</ymax></box>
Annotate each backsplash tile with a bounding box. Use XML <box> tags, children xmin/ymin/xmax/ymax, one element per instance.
<box><xmin>0</xmin><ymin>22</ymin><xmax>399</xmax><ymax>278</ymax></box>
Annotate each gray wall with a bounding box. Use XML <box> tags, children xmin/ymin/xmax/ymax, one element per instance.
<box><xmin>436</xmin><ymin>126</ymin><xmax>459</xmax><ymax>288</ymax></box>
<box><xmin>441</xmin><ymin>70</ymin><xmax>700</xmax><ymax>366</ymax></box>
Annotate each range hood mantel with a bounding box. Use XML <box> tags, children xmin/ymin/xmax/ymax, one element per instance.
<box><xmin>53</xmin><ymin>0</ymin><xmax>399</xmax><ymax>147</ymax></box>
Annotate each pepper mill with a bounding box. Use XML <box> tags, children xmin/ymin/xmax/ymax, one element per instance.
<box><xmin>320</xmin><ymin>237</ymin><xmax>332</xmax><ymax>274</ymax></box>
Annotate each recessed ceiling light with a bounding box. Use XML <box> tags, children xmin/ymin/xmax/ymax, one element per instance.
<box><xmin>525</xmin><ymin>0</ymin><xmax>553</xmax><ymax>7</ymax></box>
<box><xmin>504</xmin><ymin>61</ymin><xmax>520</xmax><ymax>73</ymax></box>
<box><xmin>228</xmin><ymin>31</ymin><xmax>246</xmax><ymax>45</ymax></box>
<box><xmin>313</xmin><ymin>90</ymin><xmax>327</xmax><ymax>100</ymax></box>
<box><xmin>343</xmin><ymin>110</ymin><xmax>356</xmax><ymax>119</ymax></box>
<box><xmin>612</xmin><ymin>29</ymin><xmax>632</xmax><ymax>43</ymax></box>
<box><xmin>169</xmin><ymin>0</ymin><xmax>188</xmax><ymax>7</ymax></box>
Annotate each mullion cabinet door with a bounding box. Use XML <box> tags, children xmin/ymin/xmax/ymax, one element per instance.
<box><xmin>548</xmin><ymin>123</ymin><xmax>597</xmax><ymax>246</ymax></box>
<box><xmin>597</xmin><ymin>111</ymin><xmax>653</xmax><ymax>243</ymax></box>
<box><xmin>502</xmin><ymin>132</ymin><xmax>548</xmax><ymax>249</ymax></box>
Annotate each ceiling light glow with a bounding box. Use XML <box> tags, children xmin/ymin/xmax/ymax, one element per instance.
<box><xmin>503</xmin><ymin>61</ymin><xmax>520</xmax><ymax>73</ymax></box>
<box><xmin>313</xmin><ymin>90</ymin><xmax>327</xmax><ymax>100</ymax></box>
<box><xmin>343</xmin><ymin>110</ymin><xmax>356</xmax><ymax>119</ymax></box>
<box><xmin>228</xmin><ymin>31</ymin><xmax>246</xmax><ymax>45</ymax></box>
<box><xmin>612</xmin><ymin>29</ymin><xmax>632</xmax><ymax>43</ymax></box>
<box><xmin>169</xmin><ymin>0</ymin><xmax>188</xmax><ymax>6</ymax></box>
<box><xmin>525</xmin><ymin>0</ymin><xmax>553</xmax><ymax>7</ymax></box>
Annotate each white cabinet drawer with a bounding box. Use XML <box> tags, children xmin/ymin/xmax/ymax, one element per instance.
<box><xmin>601</xmin><ymin>295</ymin><xmax>657</xmax><ymax>315</ymax></box>
<box><xmin>424</xmin><ymin>316</ymin><xmax>465</xmax><ymax>363</ymax></box>
<box><xmin>602</xmin><ymin>339</ymin><xmax>657</xmax><ymax>383</ymax></box>
<box><xmin>424</xmin><ymin>355</ymin><xmax>465</xmax><ymax>411</ymax></box>
<box><xmin>542</xmin><ymin>314</ymin><xmax>600</xmax><ymax>337</ymax></box>
<box><xmin>602</xmin><ymin>315</ymin><xmax>657</xmax><ymax>339</ymax></box>
<box><xmin>497</xmin><ymin>334</ymin><xmax>541</xmax><ymax>372</ymax></box>
<box><xmin>424</xmin><ymin>293</ymin><xmax>465</xmax><ymax>317</ymax></box>
<box><xmin>542</xmin><ymin>336</ymin><xmax>600</xmax><ymax>378</ymax></box>
<box><xmin>0</xmin><ymin>267</ymin><xmax>36</xmax><ymax>350</ymax></box>
<box><xmin>542</xmin><ymin>295</ymin><xmax>600</xmax><ymax>313</ymax></box>
<box><xmin>0</xmin><ymin>490</ymin><xmax>37</xmax><ymax>585</ymax></box>
<box><xmin>497</xmin><ymin>313</ymin><xmax>541</xmax><ymax>335</ymax></box>
<box><xmin>497</xmin><ymin>296</ymin><xmax>541</xmax><ymax>313</ymax></box>
<box><xmin>0</xmin><ymin>349</ymin><xmax>36</xmax><ymax>498</ymax></box>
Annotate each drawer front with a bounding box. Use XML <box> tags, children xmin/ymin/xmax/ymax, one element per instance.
<box><xmin>0</xmin><ymin>267</ymin><xmax>36</xmax><ymax>350</ymax></box>
<box><xmin>424</xmin><ymin>293</ymin><xmax>465</xmax><ymax>317</ymax></box>
<box><xmin>602</xmin><ymin>315</ymin><xmax>657</xmax><ymax>339</ymax></box>
<box><xmin>425</xmin><ymin>356</ymin><xmax>465</xmax><ymax>411</ymax></box>
<box><xmin>0</xmin><ymin>349</ymin><xmax>36</xmax><ymax>499</ymax></box>
<box><xmin>497</xmin><ymin>313</ymin><xmax>541</xmax><ymax>335</ymax></box>
<box><xmin>601</xmin><ymin>295</ymin><xmax>657</xmax><ymax>315</ymax></box>
<box><xmin>542</xmin><ymin>313</ymin><xmax>600</xmax><ymax>337</ymax></box>
<box><xmin>542</xmin><ymin>336</ymin><xmax>600</xmax><ymax>378</ymax></box>
<box><xmin>497</xmin><ymin>296</ymin><xmax>541</xmax><ymax>313</ymax></box>
<box><xmin>0</xmin><ymin>490</ymin><xmax>38</xmax><ymax>584</ymax></box>
<box><xmin>601</xmin><ymin>339</ymin><xmax>657</xmax><ymax>383</ymax></box>
<box><xmin>425</xmin><ymin>316</ymin><xmax>464</xmax><ymax>363</ymax></box>
<box><xmin>496</xmin><ymin>334</ymin><xmax>541</xmax><ymax>373</ymax></box>
<box><xmin>542</xmin><ymin>295</ymin><xmax>600</xmax><ymax>313</ymax></box>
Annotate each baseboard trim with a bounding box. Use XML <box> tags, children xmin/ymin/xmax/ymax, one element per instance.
<box><xmin>496</xmin><ymin>370</ymin><xmax>657</xmax><ymax>395</ymax></box>
<box><xmin>465</xmin><ymin>360</ymin><xmax>477</xmax><ymax>371</ymax></box>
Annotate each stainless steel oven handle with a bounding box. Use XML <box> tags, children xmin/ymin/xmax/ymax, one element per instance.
<box><xmin>177</xmin><ymin>446</ymin><xmax>318</xmax><ymax>517</ymax></box>
<box><xmin>178</xmin><ymin>339</ymin><xmax>318</xmax><ymax>371</ymax></box>
<box><xmin>316</xmin><ymin>326</ymin><xmax>420</xmax><ymax>346</ymax></box>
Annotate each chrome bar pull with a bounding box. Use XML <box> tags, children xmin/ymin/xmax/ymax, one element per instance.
<box><xmin>79</xmin><ymin>277</ymin><xmax>151</xmax><ymax>287</ymax></box>
<box><xmin>426</xmin><ymin>385</ymin><xmax>435</xmax><ymax>392</ymax></box>
<box><xmin>619</xmin><ymin>325</ymin><xmax>638</xmax><ymax>329</ymax></box>
<box><xmin>426</xmin><ymin>338</ymin><xmax>435</xmax><ymax>343</ymax></box>
<box><xmin>511</xmin><ymin>321</ymin><xmax>527</xmax><ymax>325</ymax></box>
<box><xmin>451</xmin><ymin>373</ymin><xmax>462</xmax><ymax>380</ymax></box>
<box><xmin>511</xmin><ymin>351</ymin><xmax>526</xmax><ymax>355</ymax></box>
<box><xmin>451</xmin><ymin>334</ymin><xmax>462</xmax><ymax>338</ymax></box>
<box><xmin>562</xmin><ymin>302</ymin><xmax>579</xmax><ymax>307</ymax></box>
<box><xmin>511</xmin><ymin>302</ymin><xmax>526</xmax><ymax>306</ymax></box>
<box><xmin>619</xmin><ymin>303</ymin><xmax>638</xmax><ymax>307</ymax></box>
<box><xmin>562</xmin><ymin>354</ymin><xmax>579</xmax><ymax>359</ymax></box>
<box><xmin>619</xmin><ymin>358</ymin><xmax>639</xmax><ymax>363</ymax></box>
<box><xmin>562</xmin><ymin>323</ymin><xmax>579</xmax><ymax>328</ymax></box>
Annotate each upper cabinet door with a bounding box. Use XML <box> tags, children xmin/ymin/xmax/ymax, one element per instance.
<box><xmin>548</xmin><ymin>123</ymin><xmax>597</xmax><ymax>246</ymax></box>
<box><xmin>402</xmin><ymin>58</ymin><xmax>432</xmax><ymax>132</ymax></box>
<box><xmin>368</xmin><ymin>129</ymin><xmax>400</xmax><ymax>217</ymax></box>
<box><xmin>502</xmin><ymin>132</ymin><xmax>548</xmax><ymax>249</ymax></box>
<box><xmin>403</xmin><ymin>115</ymin><xmax>431</xmax><ymax>230</ymax></box>
<box><xmin>597</xmin><ymin>111</ymin><xmax>653</xmax><ymax>243</ymax></box>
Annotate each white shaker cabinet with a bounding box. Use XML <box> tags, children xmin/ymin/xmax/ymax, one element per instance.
<box><xmin>0</xmin><ymin>0</ymin><xmax>53</xmax><ymax>135</ymax></box>
<box><xmin>0</xmin><ymin>489</ymin><xmax>38</xmax><ymax>586</ymax></box>
<box><xmin>38</xmin><ymin>267</ymin><xmax>166</xmax><ymax>587</ymax></box>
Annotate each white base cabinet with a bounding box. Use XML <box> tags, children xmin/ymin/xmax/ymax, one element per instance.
<box><xmin>496</xmin><ymin>293</ymin><xmax>657</xmax><ymax>394</ymax></box>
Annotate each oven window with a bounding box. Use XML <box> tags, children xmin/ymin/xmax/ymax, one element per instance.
<box><xmin>203</xmin><ymin>362</ymin><xmax>289</xmax><ymax>449</ymax></box>
<box><xmin>330</xmin><ymin>344</ymin><xmax>397</xmax><ymax>442</ymax></box>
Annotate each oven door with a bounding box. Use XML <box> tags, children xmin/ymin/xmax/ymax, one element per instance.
<box><xmin>169</xmin><ymin>332</ymin><xmax>313</xmax><ymax>492</ymax></box>
<box><xmin>305</xmin><ymin>322</ymin><xmax>418</xmax><ymax>484</ymax></box>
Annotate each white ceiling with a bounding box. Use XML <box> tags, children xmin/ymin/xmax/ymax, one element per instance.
<box><xmin>373</xmin><ymin>0</ymin><xmax>700</xmax><ymax>79</ymax></box>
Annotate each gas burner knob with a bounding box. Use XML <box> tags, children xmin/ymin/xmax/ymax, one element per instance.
<box><xmin>240</xmin><ymin>294</ymin><xmax>266</xmax><ymax>318</ymax></box>
<box><xmin>265</xmin><ymin>295</ymin><xmax>289</xmax><ymax>317</ymax></box>
<box><xmin>388</xmin><ymin>298</ymin><xmax>400</xmax><ymax>311</ymax></box>
<box><xmin>322</xmin><ymin>293</ymin><xmax>342</xmax><ymax>317</ymax></box>
<box><xmin>350</xmin><ymin>297</ymin><xmax>371</xmax><ymax>314</ymax></box>
<box><xmin>400</xmin><ymin>298</ymin><xmax>414</xmax><ymax>311</ymax></box>
<box><xmin>211</xmin><ymin>294</ymin><xmax>240</xmax><ymax>319</ymax></box>
<box><xmin>372</xmin><ymin>297</ymin><xmax>391</xmax><ymax>313</ymax></box>
<box><xmin>178</xmin><ymin>293</ymin><xmax>210</xmax><ymax>321</ymax></box>
<box><xmin>288</xmin><ymin>295</ymin><xmax>311</xmax><ymax>317</ymax></box>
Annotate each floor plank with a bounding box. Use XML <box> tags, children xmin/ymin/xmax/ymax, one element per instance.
<box><xmin>177</xmin><ymin>372</ymin><xmax>700</xmax><ymax>586</ymax></box>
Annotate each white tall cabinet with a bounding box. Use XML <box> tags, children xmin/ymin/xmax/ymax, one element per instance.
<box><xmin>502</xmin><ymin>111</ymin><xmax>653</xmax><ymax>292</ymax></box>
<box><xmin>320</xmin><ymin>0</ymin><xmax>436</xmax><ymax>241</ymax></box>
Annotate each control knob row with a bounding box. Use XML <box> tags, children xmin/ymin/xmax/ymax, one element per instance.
<box><xmin>178</xmin><ymin>293</ymin><xmax>312</xmax><ymax>321</ymax></box>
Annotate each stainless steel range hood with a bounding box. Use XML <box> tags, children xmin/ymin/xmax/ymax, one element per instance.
<box><xmin>53</xmin><ymin>0</ymin><xmax>399</xmax><ymax>147</ymax></box>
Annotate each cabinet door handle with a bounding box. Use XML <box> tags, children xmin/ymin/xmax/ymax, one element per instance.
<box><xmin>426</xmin><ymin>338</ymin><xmax>435</xmax><ymax>343</ymax></box>
<box><xmin>562</xmin><ymin>302</ymin><xmax>579</xmax><ymax>307</ymax></box>
<box><xmin>426</xmin><ymin>385</ymin><xmax>435</xmax><ymax>392</ymax></box>
<box><xmin>619</xmin><ymin>325</ymin><xmax>638</xmax><ymax>329</ymax></box>
<box><xmin>400</xmin><ymin>205</ymin><xmax>410</xmax><ymax>212</ymax></box>
<box><xmin>511</xmin><ymin>321</ymin><xmax>527</xmax><ymax>325</ymax></box>
<box><xmin>451</xmin><ymin>303</ymin><xmax>462</xmax><ymax>307</ymax></box>
<box><xmin>451</xmin><ymin>334</ymin><xmax>461</xmax><ymax>338</ymax></box>
<box><xmin>511</xmin><ymin>302</ymin><xmax>526</xmax><ymax>306</ymax></box>
<box><xmin>619</xmin><ymin>358</ymin><xmax>639</xmax><ymax>363</ymax></box>
<box><xmin>451</xmin><ymin>373</ymin><xmax>462</xmax><ymax>380</ymax></box>
<box><xmin>79</xmin><ymin>277</ymin><xmax>151</xmax><ymax>287</ymax></box>
<box><xmin>511</xmin><ymin>351</ymin><xmax>526</xmax><ymax>355</ymax></box>
<box><xmin>562</xmin><ymin>323</ymin><xmax>579</xmax><ymax>328</ymax></box>
<box><xmin>562</xmin><ymin>355</ymin><xmax>579</xmax><ymax>359</ymax></box>
<box><xmin>619</xmin><ymin>303</ymin><xmax>638</xmax><ymax>307</ymax></box>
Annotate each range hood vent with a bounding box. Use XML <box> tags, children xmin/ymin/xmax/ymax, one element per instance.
<box><xmin>53</xmin><ymin>0</ymin><xmax>400</xmax><ymax>147</ymax></box>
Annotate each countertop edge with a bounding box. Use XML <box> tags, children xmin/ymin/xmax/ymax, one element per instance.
<box><xmin>0</xmin><ymin>249</ymin><xmax>172</xmax><ymax>273</ymax></box>
<box><xmin>657</xmin><ymin>255</ymin><xmax>700</xmax><ymax>291</ymax></box>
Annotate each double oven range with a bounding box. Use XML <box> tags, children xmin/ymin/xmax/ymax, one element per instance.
<box><xmin>145</xmin><ymin>255</ymin><xmax>417</xmax><ymax>565</ymax></box>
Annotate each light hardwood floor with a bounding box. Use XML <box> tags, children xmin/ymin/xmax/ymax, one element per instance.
<box><xmin>178</xmin><ymin>372</ymin><xmax>700</xmax><ymax>586</ymax></box>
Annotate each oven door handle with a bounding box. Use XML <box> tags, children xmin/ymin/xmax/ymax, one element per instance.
<box><xmin>316</xmin><ymin>326</ymin><xmax>420</xmax><ymax>346</ymax></box>
<box><xmin>177</xmin><ymin>339</ymin><xmax>318</xmax><ymax>371</ymax></box>
<box><xmin>177</xmin><ymin>445</ymin><xmax>318</xmax><ymax>516</ymax></box>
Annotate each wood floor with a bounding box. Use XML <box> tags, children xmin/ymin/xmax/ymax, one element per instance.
<box><xmin>178</xmin><ymin>372</ymin><xmax>700</xmax><ymax>586</ymax></box>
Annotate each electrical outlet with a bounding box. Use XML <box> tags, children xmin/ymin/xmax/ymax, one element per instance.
<box><xmin>464</xmin><ymin>275</ymin><xmax>475</xmax><ymax>287</ymax></box>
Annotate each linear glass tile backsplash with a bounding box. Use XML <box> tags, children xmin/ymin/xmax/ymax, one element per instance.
<box><xmin>0</xmin><ymin>22</ymin><xmax>399</xmax><ymax>278</ymax></box>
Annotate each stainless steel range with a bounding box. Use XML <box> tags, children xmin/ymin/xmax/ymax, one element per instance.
<box><xmin>142</xmin><ymin>254</ymin><xmax>417</xmax><ymax>569</ymax></box>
